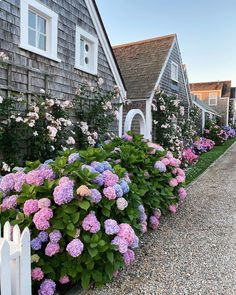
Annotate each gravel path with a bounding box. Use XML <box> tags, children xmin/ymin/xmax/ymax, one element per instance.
<box><xmin>77</xmin><ymin>143</ymin><xmax>236</xmax><ymax>295</ymax></box>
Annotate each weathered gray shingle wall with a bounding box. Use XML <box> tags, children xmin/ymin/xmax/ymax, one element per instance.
<box><xmin>159</xmin><ymin>43</ymin><xmax>189</xmax><ymax>107</ymax></box>
<box><xmin>0</xmin><ymin>0</ymin><xmax>116</xmax><ymax>98</ymax></box>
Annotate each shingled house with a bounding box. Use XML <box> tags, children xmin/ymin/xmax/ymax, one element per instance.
<box><xmin>190</xmin><ymin>81</ymin><xmax>231</xmax><ymax>126</ymax></box>
<box><xmin>0</xmin><ymin>0</ymin><xmax>126</xmax><ymax>135</ymax></box>
<box><xmin>113</xmin><ymin>34</ymin><xmax>191</xmax><ymax>140</ymax></box>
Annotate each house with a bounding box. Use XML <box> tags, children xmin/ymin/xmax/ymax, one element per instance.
<box><xmin>229</xmin><ymin>87</ymin><xmax>236</xmax><ymax>125</ymax></box>
<box><xmin>190</xmin><ymin>81</ymin><xmax>231</xmax><ymax>126</ymax></box>
<box><xmin>0</xmin><ymin>0</ymin><xmax>126</xmax><ymax>135</ymax></box>
<box><xmin>191</xmin><ymin>96</ymin><xmax>220</xmax><ymax>132</ymax></box>
<box><xmin>113</xmin><ymin>34</ymin><xmax>191</xmax><ymax>140</ymax></box>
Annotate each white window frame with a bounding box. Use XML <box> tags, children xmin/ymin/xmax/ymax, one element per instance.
<box><xmin>171</xmin><ymin>61</ymin><xmax>179</xmax><ymax>82</ymax></box>
<box><xmin>20</xmin><ymin>0</ymin><xmax>60</xmax><ymax>62</ymax></box>
<box><xmin>75</xmin><ymin>26</ymin><xmax>98</xmax><ymax>75</ymax></box>
<box><xmin>209</xmin><ymin>92</ymin><xmax>218</xmax><ymax>106</ymax></box>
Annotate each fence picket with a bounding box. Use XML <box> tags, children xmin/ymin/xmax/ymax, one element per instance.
<box><xmin>0</xmin><ymin>223</ymin><xmax>31</xmax><ymax>295</ymax></box>
<box><xmin>20</xmin><ymin>228</ymin><xmax>31</xmax><ymax>295</ymax></box>
<box><xmin>0</xmin><ymin>240</ymin><xmax>12</xmax><ymax>295</ymax></box>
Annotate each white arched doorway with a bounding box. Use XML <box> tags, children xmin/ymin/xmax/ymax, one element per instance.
<box><xmin>124</xmin><ymin>109</ymin><xmax>147</xmax><ymax>138</ymax></box>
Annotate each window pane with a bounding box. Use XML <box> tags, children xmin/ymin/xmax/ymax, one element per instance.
<box><xmin>80</xmin><ymin>39</ymin><xmax>85</xmax><ymax>66</ymax></box>
<box><xmin>37</xmin><ymin>33</ymin><xmax>46</xmax><ymax>51</ymax></box>
<box><xmin>28</xmin><ymin>28</ymin><xmax>36</xmax><ymax>47</ymax></box>
<box><xmin>38</xmin><ymin>15</ymin><xmax>46</xmax><ymax>34</ymax></box>
<box><xmin>28</xmin><ymin>11</ymin><xmax>36</xmax><ymax>29</ymax></box>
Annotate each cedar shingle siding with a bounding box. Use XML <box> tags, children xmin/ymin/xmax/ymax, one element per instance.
<box><xmin>0</xmin><ymin>0</ymin><xmax>116</xmax><ymax>99</ymax></box>
<box><xmin>159</xmin><ymin>42</ymin><xmax>189</xmax><ymax>106</ymax></box>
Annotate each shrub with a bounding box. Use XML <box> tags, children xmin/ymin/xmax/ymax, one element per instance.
<box><xmin>204</xmin><ymin>123</ymin><xmax>228</xmax><ymax>145</ymax></box>
<box><xmin>181</xmin><ymin>148</ymin><xmax>198</xmax><ymax>167</ymax></box>
<box><xmin>222</xmin><ymin>125</ymin><xmax>236</xmax><ymax>138</ymax></box>
<box><xmin>193</xmin><ymin>137</ymin><xmax>215</xmax><ymax>154</ymax></box>
<box><xmin>0</xmin><ymin>134</ymin><xmax>187</xmax><ymax>293</ymax></box>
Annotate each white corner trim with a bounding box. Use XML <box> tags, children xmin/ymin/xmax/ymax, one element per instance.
<box><xmin>84</xmin><ymin>0</ymin><xmax>126</xmax><ymax>99</ymax></box>
<box><xmin>118</xmin><ymin>104</ymin><xmax>123</xmax><ymax>137</ymax></box>
<box><xmin>20</xmin><ymin>0</ymin><xmax>60</xmax><ymax>62</ymax></box>
<box><xmin>124</xmin><ymin>109</ymin><xmax>147</xmax><ymax>138</ymax></box>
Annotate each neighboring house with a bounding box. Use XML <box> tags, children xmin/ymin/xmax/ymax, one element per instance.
<box><xmin>191</xmin><ymin>96</ymin><xmax>220</xmax><ymax>132</ymax></box>
<box><xmin>113</xmin><ymin>34</ymin><xmax>191</xmax><ymax>140</ymax></box>
<box><xmin>190</xmin><ymin>81</ymin><xmax>231</xmax><ymax>126</ymax></box>
<box><xmin>229</xmin><ymin>87</ymin><xmax>236</xmax><ymax>125</ymax></box>
<box><xmin>0</xmin><ymin>0</ymin><xmax>126</xmax><ymax>135</ymax></box>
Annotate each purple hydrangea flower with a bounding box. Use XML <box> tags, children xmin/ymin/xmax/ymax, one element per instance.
<box><xmin>89</xmin><ymin>189</ymin><xmax>102</xmax><ymax>204</ymax></box>
<box><xmin>31</xmin><ymin>237</ymin><xmax>42</xmax><ymax>250</ymax></box>
<box><xmin>13</xmin><ymin>171</ymin><xmax>26</xmax><ymax>192</ymax></box>
<box><xmin>0</xmin><ymin>173</ymin><xmax>15</xmax><ymax>194</ymax></box>
<box><xmin>38</xmin><ymin>231</ymin><xmax>49</xmax><ymax>243</ymax></box>
<box><xmin>53</xmin><ymin>177</ymin><xmax>74</xmax><ymax>205</ymax></box>
<box><xmin>111</xmin><ymin>236</ymin><xmax>128</xmax><ymax>254</ymax></box>
<box><xmin>103</xmin><ymin>186</ymin><xmax>116</xmax><ymax>200</ymax></box>
<box><xmin>92</xmin><ymin>173</ymin><xmax>104</xmax><ymax>186</ymax></box>
<box><xmin>154</xmin><ymin>161</ymin><xmax>167</xmax><ymax>173</ymax></box>
<box><xmin>68</xmin><ymin>153</ymin><xmax>80</xmax><ymax>164</ymax></box>
<box><xmin>38</xmin><ymin>279</ymin><xmax>56</xmax><ymax>295</ymax></box>
<box><xmin>104</xmin><ymin>219</ymin><xmax>120</xmax><ymax>235</ymax></box>
<box><xmin>81</xmin><ymin>165</ymin><xmax>96</xmax><ymax>173</ymax></box>
<box><xmin>1</xmin><ymin>195</ymin><xmax>18</xmax><ymax>212</ymax></box>
<box><xmin>102</xmin><ymin>161</ymin><xmax>113</xmax><ymax>172</ymax></box>
<box><xmin>23</xmin><ymin>199</ymin><xmax>39</xmax><ymax>216</ymax></box>
<box><xmin>103</xmin><ymin>170</ymin><xmax>119</xmax><ymax>187</ymax></box>
<box><xmin>66</xmin><ymin>239</ymin><xmax>84</xmax><ymax>257</ymax></box>
<box><xmin>131</xmin><ymin>235</ymin><xmax>139</xmax><ymax>249</ymax></box>
<box><xmin>123</xmin><ymin>249</ymin><xmax>135</xmax><ymax>266</ymax></box>
<box><xmin>49</xmin><ymin>230</ymin><xmax>62</xmax><ymax>243</ymax></box>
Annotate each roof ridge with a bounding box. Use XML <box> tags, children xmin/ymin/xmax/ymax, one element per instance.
<box><xmin>112</xmin><ymin>34</ymin><xmax>176</xmax><ymax>49</ymax></box>
<box><xmin>190</xmin><ymin>80</ymin><xmax>231</xmax><ymax>85</ymax></box>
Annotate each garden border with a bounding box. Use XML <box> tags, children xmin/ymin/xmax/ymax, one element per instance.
<box><xmin>186</xmin><ymin>140</ymin><xmax>236</xmax><ymax>190</ymax></box>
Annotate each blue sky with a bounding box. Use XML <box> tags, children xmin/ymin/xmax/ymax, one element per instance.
<box><xmin>96</xmin><ymin>0</ymin><xmax>236</xmax><ymax>86</ymax></box>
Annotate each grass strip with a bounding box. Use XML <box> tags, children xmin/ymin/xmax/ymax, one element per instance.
<box><xmin>186</xmin><ymin>137</ymin><xmax>236</xmax><ymax>184</ymax></box>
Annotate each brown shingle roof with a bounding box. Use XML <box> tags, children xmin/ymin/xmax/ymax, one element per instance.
<box><xmin>190</xmin><ymin>81</ymin><xmax>231</xmax><ymax>97</ymax></box>
<box><xmin>113</xmin><ymin>34</ymin><xmax>176</xmax><ymax>99</ymax></box>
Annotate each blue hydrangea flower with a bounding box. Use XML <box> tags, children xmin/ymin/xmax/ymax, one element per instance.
<box><xmin>120</xmin><ymin>179</ymin><xmax>129</xmax><ymax>194</ymax></box>
<box><xmin>91</xmin><ymin>161</ymin><xmax>105</xmax><ymax>173</ymax></box>
<box><xmin>113</xmin><ymin>184</ymin><xmax>123</xmax><ymax>198</ymax></box>
<box><xmin>31</xmin><ymin>237</ymin><xmax>42</xmax><ymax>250</ymax></box>
<box><xmin>38</xmin><ymin>231</ymin><xmax>49</xmax><ymax>243</ymax></box>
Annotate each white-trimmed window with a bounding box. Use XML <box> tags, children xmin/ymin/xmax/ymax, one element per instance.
<box><xmin>75</xmin><ymin>26</ymin><xmax>98</xmax><ymax>75</ymax></box>
<box><xmin>20</xmin><ymin>0</ymin><xmax>60</xmax><ymax>62</ymax></box>
<box><xmin>171</xmin><ymin>61</ymin><xmax>179</xmax><ymax>82</ymax></box>
<box><xmin>209</xmin><ymin>92</ymin><xmax>218</xmax><ymax>106</ymax></box>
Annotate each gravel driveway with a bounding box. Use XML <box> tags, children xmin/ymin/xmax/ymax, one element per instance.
<box><xmin>74</xmin><ymin>143</ymin><xmax>236</xmax><ymax>295</ymax></box>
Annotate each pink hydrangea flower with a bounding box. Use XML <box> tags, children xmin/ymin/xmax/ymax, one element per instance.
<box><xmin>117</xmin><ymin>223</ymin><xmax>136</xmax><ymax>246</ymax></box>
<box><xmin>45</xmin><ymin>242</ymin><xmax>60</xmax><ymax>256</ymax></box>
<box><xmin>103</xmin><ymin>186</ymin><xmax>116</xmax><ymax>200</ymax></box>
<box><xmin>123</xmin><ymin>249</ymin><xmax>135</xmax><ymax>266</ymax></box>
<box><xmin>38</xmin><ymin>198</ymin><xmax>51</xmax><ymax>209</ymax></box>
<box><xmin>177</xmin><ymin>168</ymin><xmax>185</xmax><ymax>177</ymax></box>
<box><xmin>82</xmin><ymin>212</ymin><xmax>100</xmax><ymax>233</ymax></box>
<box><xmin>140</xmin><ymin>221</ymin><xmax>147</xmax><ymax>234</ymax></box>
<box><xmin>169</xmin><ymin>158</ymin><xmax>179</xmax><ymax>167</ymax></box>
<box><xmin>122</xmin><ymin>133</ymin><xmax>133</xmax><ymax>141</ymax></box>
<box><xmin>153</xmin><ymin>208</ymin><xmax>162</xmax><ymax>219</ymax></box>
<box><xmin>176</xmin><ymin>175</ymin><xmax>185</xmax><ymax>184</ymax></box>
<box><xmin>169</xmin><ymin>178</ymin><xmax>178</xmax><ymax>187</ymax></box>
<box><xmin>161</xmin><ymin>158</ymin><xmax>170</xmax><ymax>166</ymax></box>
<box><xmin>169</xmin><ymin>204</ymin><xmax>178</xmax><ymax>214</ymax></box>
<box><xmin>23</xmin><ymin>199</ymin><xmax>39</xmax><ymax>216</ymax></box>
<box><xmin>59</xmin><ymin>275</ymin><xmax>70</xmax><ymax>284</ymax></box>
<box><xmin>31</xmin><ymin>267</ymin><xmax>44</xmax><ymax>281</ymax></box>
<box><xmin>14</xmin><ymin>171</ymin><xmax>26</xmax><ymax>192</ymax></box>
<box><xmin>66</xmin><ymin>239</ymin><xmax>84</xmax><ymax>257</ymax></box>
<box><xmin>102</xmin><ymin>170</ymin><xmax>119</xmax><ymax>187</ymax></box>
<box><xmin>178</xmin><ymin>187</ymin><xmax>187</xmax><ymax>201</ymax></box>
<box><xmin>33</xmin><ymin>208</ymin><xmax>53</xmax><ymax>230</ymax></box>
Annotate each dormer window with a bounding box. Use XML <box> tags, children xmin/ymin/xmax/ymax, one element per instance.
<box><xmin>75</xmin><ymin>27</ymin><xmax>98</xmax><ymax>75</ymax></box>
<box><xmin>171</xmin><ymin>61</ymin><xmax>179</xmax><ymax>82</ymax></box>
<box><xmin>209</xmin><ymin>92</ymin><xmax>218</xmax><ymax>106</ymax></box>
<box><xmin>20</xmin><ymin>0</ymin><xmax>59</xmax><ymax>62</ymax></box>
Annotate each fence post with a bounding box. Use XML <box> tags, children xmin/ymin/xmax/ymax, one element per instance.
<box><xmin>13</xmin><ymin>225</ymin><xmax>21</xmax><ymax>295</ymax></box>
<box><xmin>20</xmin><ymin>227</ymin><xmax>31</xmax><ymax>295</ymax></box>
<box><xmin>3</xmin><ymin>221</ymin><xmax>11</xmax><ymax>241</ymax></box>
<box><xmin>0</xmin><ymin>240</ymin><xmax>12</xmax><ymax>295</ymax></box>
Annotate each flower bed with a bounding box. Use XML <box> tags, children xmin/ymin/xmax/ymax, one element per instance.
<box><xmin>204</xmin><ymin>124</ymin><xmax>228</xmax><ymax>145</ymax></box>
<box><xmin>0</xmin><ymin>134</ymin><xmax>186</xmax><ymax>294</ymax></box>
<box><xmin>193</xmin><ymin>137</ymin><xmax>215</xmax><ymax>154</ymax></box>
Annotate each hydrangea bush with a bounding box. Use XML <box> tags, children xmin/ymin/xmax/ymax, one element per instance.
<box><xmin>0</xmin><ymin>134</ymin><xmax>187</xmax><ymax>294</ymax></box>
<box><xmin>222</xmin><ymin>125</ymin><xmax>236</xmax><ymax>138</ymax></box>
<box><xmin>204</xmin><ymin>123</ymin><xmax>228</xmax><ymax>145</ymax></box>
<box><xmin>193</xmin><ymin>137</ymin><xmax>215</xmax><ymax>154</ymax></box>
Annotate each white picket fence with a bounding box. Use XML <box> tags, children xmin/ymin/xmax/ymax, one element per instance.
<box><xmin>0</xmin><ymin>222</ymin><xmax>31</xmax><ymax>295</ymax></box>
